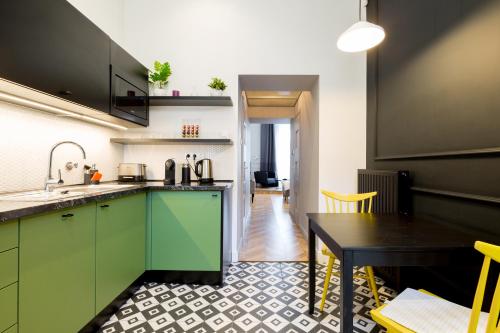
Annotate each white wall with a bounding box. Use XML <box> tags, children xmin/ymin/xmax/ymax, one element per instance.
<box><xmin>67</xmin><ymin>0</ymin><xmax>126</xmax><ymax>47</ymax></box>
<box><xmin>121</xmin><ymin>0</ymin><xmax>367</xmax><ymax>258</ymax></box>
<box><xmin>0</xmin><ymin>102</ymin><xmax>122</xmax><ymax>193</ymax></box>
<box><xmin>289</xmin><ymin>90</ymin><xmax>320</xmax><ymax>234</ymax></box>
<box><xmin>121</xmin><ymin>106</ymin><xmax>234</xmax><ymax>182</ymax></box>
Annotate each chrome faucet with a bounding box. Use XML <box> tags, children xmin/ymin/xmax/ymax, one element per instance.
<box><xmin>45</xmin><ymin>141</ymin><xmax>86</xmax><ymax>192</ymax></box>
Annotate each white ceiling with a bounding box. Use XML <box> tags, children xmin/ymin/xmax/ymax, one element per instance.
<box><xmin>245</xmin><ymin>90</ymin><xmax>301</xmax><ymax>107</ymax></box>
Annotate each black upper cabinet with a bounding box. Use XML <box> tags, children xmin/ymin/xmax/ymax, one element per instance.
<box><xmin>0</xmin><ymin>0</ymin><xmax>110</xmax><ymax>113</ymax></box>
<box><xmin>110</xmin><ymin>41</ymin><xmax>149</xmax><ymax>126</ymax></box>
<box><xmin>0</xmin><ymin>0</ymin><xmax>149</xmax><ymax>127</ymax></box>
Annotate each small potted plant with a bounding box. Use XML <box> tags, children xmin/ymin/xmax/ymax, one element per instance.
<box><xmin>208</xmin><ymin>77</ymin><xmax>227</xmax><ymax>96</ymax></box>
<box><xmin>149</xmin><ymin>61</ymin><xmax>172</xmax><ymax>96</ymax></box>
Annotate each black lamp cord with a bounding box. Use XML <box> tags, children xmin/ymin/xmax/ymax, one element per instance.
<box><xmin>186</xmin><ymin>156</ymin><xmax>199</xmax><ymax>181</ymax></box>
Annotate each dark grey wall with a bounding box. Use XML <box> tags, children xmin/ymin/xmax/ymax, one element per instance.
<box><xmin>366</xmin><ymin>0</ymin><xmax>500</xmax><ymax>306</ymax></box>
<box><xmin>367</xmin><ymin>0</ymin><xmax>500</xmax><ymax>236</ymax></box>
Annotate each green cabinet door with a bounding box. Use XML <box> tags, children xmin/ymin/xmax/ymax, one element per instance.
<box><xmin>96</xmin><ymin>193</ymin><xmax>146</xmax><ymax>312</ymax></box>
<box><xmin>19</xmin><ymin>204</ymin><xmax>95</xmax><ymax>333</ymax></box>
<box><xmin>0</xmin><ymin>283</ymin><xmax>17</xmax><ymax>333</ymax></box>
<box><xmin>151</xmin><ymin>191</ymin><xmax>221</xmax><ymax>271</ymax></box>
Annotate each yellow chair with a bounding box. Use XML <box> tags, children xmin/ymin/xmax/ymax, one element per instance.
<box><xmin>319</xmin><ymin>190</ymin><xmax>381</xmax><ymax>312</ymax></box>
<box><xmin>371</xmin><ymin>241</ymin><xmax>500</xmax><ymax>333</ymax></box>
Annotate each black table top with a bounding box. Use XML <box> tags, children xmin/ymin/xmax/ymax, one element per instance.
<box><xmin>307</xmin><ymin>213</ymin><xmax>497</xmax><ymax>251</ymax></box>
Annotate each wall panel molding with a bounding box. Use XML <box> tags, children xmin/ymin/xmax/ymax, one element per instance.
<box><xmin>375</xmin><ymin>147</ymin><xmax>500</xmax><ymax>161</ymax></box>
<box><xmin>411</xmin><ymin>187</ymin><xmax>500</xmax><ymax>205</ymax></box>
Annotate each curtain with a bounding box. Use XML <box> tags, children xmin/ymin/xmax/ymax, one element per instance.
<box><xmin>260</xmin><ymin>124</ymin><xmax>276</xmax><ymax>173</ymax></box>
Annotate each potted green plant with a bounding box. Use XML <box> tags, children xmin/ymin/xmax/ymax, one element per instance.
<box><xmin>208</xmin><ymin>77</ymin><xmax>227</xmax><ymax>96</ymax></box>
<box><xmin>149</xmin><ymin>61</ymin><xmax>172</xmax><ymax>96</ymax></box>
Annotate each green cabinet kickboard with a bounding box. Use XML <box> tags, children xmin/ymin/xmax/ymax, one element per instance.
<box><xmin>151</xmin><ymin>191</ymin><xmax>221</xmax><ymax>271</ymax></box>
<box><xmin>0</xmin><ymin>283</ymin><xmax>17</xmax><ymax>333</ymax></box>
<box><xmin>96</xmin><ymin>193</ymin><xmax>146</xmax><ymax>312</ymax></box>
<box><xmin>19</xmin><ymin>204</ymin><xmax>96</xmax><ymax>333</ymax></box>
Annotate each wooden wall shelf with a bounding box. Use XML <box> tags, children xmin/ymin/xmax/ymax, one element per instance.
<box><xmin>110</xmin><ymin>138</ymin><xmax>233</xmax><ymax>145</ymax></box>
<box><xmin>149</xmin><ymin>96</ymin><xmax>233</xmax><ymax>107</ymax></box>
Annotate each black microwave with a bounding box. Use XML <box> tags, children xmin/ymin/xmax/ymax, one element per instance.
<box><xmin>110</xmin><ymin>65</ymin><xmax>149</xmax><ymax>126</ymax></box>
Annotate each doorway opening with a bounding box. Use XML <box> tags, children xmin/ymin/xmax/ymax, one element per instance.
<box><xmin>237</xmin><ymin>75</ymin><xmax>319</xmax><ymax>262</ymax></box>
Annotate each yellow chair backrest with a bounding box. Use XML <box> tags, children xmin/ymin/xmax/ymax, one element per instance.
<box><xmin>469</xmin><ymin>241</ymin><xmax>500</xmax><ymax>333</ymax></box>
<box><xmin>321</xmin><ymin>190</ymin><xmax>377</xmax><ymax>214</ymax></box>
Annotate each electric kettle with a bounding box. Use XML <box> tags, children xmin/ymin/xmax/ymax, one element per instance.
<box><xmin>195</xmin><ymin>158</ymin><xmax>214</xmax><ymax>184</ymax></box>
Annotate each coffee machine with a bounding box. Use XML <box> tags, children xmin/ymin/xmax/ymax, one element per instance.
<box><xmin>195</xmin><ymin>158</ymin><xmax>214</xmax><ymax>184</ymax></box>
<box><xmin>164</xmin><ymin>159</ymin><xmax>175</xmax><ymax>185</ymax></box>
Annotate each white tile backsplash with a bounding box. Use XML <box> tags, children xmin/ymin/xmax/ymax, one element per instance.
<box><xmin>0</xmin><ymin>101</ymin><xmax>123</xmax><ymax>193</ymax></box>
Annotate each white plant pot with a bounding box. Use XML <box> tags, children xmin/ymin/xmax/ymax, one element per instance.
<box><xmin>210</xmin><ymin>88</ymin><xmax>225</xmax><ymax>96</ymax></box>
<box><xmin>152</xmin><ymin>87</ymin><xmax>169</xmax><ymax>96</ymax></box>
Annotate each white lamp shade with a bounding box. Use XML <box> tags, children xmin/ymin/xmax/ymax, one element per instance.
<box><xmin>337</xmin><ymin>21</ymin><xmax>385</xmax><ymax>53</ymax></box>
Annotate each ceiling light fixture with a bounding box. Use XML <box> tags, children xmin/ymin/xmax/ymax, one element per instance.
<box><xmin>0</xmin><ymin>91</ymin><xmax>128</xmax><ymax>130</ymax></box>
<box><xmin>337</xmin><ymin>0</ymin><xmax>385</xmax><ymax>53</ymax></box>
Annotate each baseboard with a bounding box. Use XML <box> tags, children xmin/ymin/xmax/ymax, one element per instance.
<box><xmin>144</xmin><ymin>270</ymin><xmax>223</xmax><ymax>285</ymax></box>
<box><xmin>79</xmin><ymin>273</ymin><xmax>146</xmax><ymax>333</ymax></box>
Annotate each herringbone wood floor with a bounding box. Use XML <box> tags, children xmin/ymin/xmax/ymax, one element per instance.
<box><xmin>239</xmin><ymin>193</ymin><xmax>308</xmax><ymax>261</ymax></box>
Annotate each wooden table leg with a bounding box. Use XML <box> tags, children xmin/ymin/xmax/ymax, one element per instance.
<box><xmin>340</xmin><ymin>250</ymin><xmax>353</xmax><ymax>333</ymax></box>
<box><xmin>308</xmin><ymin>219</ymin><xmax>316</xmax><ymax>315</ymax></box>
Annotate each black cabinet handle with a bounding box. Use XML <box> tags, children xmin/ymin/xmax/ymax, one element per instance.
<box><xmin>100</xmin><ymin>204</ymin><xmax>110</xmax><ymax>208</ymax></box>
<box><xmin>212</xmin><ymin>194</ymin><xmax>218</xmax><ymax>198</ymax></box>
<box><xmin>62</xmin><ymin>213</ymin><xmax>74</xmax><ymax>218</ymax></box>
<box><xmin>59</xmin><ymin>90</ymin><xmax>73</xmax><ymax>96</ymax></box>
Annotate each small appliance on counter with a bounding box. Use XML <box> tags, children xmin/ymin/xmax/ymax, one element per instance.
<box><xmin>195</xmin><ymin>158</ymin><xmax>214</xmax><ymax>184</ymax></box>
<box><xmin>164</xmin><ymin>159</ymin><xmax>176</xmax><ymax>185</ymax></box>
<box><xmin>181</xmin><ymin>163</ymin><xmax>191</xmax><ymax>184</ymax></box>
<box><xmin>118</xmin><ymin>163</ymin><xmax>146</xmax><ymax>182</ymax></box>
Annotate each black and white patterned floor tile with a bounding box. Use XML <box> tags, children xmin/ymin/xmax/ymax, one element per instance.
<box><xmin>98</xmin><ymin>262</ymin><xmax>397</xmax><ymax>333</ymax></box>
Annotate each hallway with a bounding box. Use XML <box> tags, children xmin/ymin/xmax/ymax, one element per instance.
<box><xmin>239</xmin><ymin>193</ymin><xmax>308</xmax><ymax>261</ymax></box>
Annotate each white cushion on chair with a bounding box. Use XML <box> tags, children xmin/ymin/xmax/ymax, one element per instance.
<box><xmin>380</xmin><ymin>288</ymin><xmax>488</xmax><ymax>333</ymax></box>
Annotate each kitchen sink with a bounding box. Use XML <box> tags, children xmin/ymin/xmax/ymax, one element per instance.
<box><xmin>0</xmin><ymin>184</ymin><xmax>136</xmax><ymax>202</ymax></box>
<box><xmin>66</xmin><ymin>184</ymin><xmax>136</xmax><ymax>193</ymax></box>
<box><xmin>0</xmin><ymin>190</ymin><xmax>86</xmax><ymax>202</ymax></box>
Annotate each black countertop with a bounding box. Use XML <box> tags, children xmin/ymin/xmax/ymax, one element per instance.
<box><xmin>0</xmin><ymin>181</ymin><xmax>233</xmax><ymax>223</ymax></box>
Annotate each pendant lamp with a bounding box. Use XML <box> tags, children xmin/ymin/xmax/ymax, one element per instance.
<box><xmin>337</xmin><ymin>0</ymin><xmax>385</xmax><ymax>53</ymax></box>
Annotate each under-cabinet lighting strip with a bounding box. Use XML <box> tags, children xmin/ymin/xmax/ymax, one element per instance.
<box><xmin>0</xmin><ymin>91</ymin><xmax>128</xmax><ymax>131</ymax></box>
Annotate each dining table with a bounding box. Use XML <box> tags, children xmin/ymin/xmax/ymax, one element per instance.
<box><xmin>307</xmin><ymin>213</ymin><xmax>493</xmax><ymax>333</ymax></box>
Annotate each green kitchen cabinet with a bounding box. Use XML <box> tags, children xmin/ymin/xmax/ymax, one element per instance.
<box><xmin>0</xmin><ymin>249</ymin><xmax>18</xmax><ymax>289</ymax></box>
<box><xmin>19</xmin><ymin>204</ymin><xmax>95</xmax><ymax>333</ymax></box>
<box><xmin>96</xmin><ymin>193</ymin><xmax>146</xmax><ymax>312</ymax></box>
<box><xmin>0</xmin><ymin>219</ymin><xmax>19</xmax><ymax>333</ymax></box>
<box><xmin>0</xmin><ymin>220</ymin><xmax>18</xmax><ymax>253</ymax></box>
<box><xmin>151</xmin><ymin>191</ymin><xmax>222</xmax><ymax>271</ymax></box>
<box><xmin>0</xmin><ymin>283</ymin><xmax>17</xmax><ymax>333</ymax></box>
<box><xmin>3</xmin><ymin>324</ymin><xmax>17</xmax><ymax>333</ymax></box>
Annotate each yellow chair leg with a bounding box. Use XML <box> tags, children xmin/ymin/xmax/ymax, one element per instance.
<box><xmin>365</xmin><ymin>266</ymin><xmax>381</xmax><ymax>307</ymax></box>
<box><xmin>320</xmin><ymin>256</ymin><xmax>335</xmax><ymax>312</ymax></box>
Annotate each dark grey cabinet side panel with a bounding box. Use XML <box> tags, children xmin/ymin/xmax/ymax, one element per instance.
<box><xmin>110</xmin><ymin>41</ymin><xmax>148</xmax><ymax>93</ymax></box>
<box><xmin>110</xmin><ymin>40</ymin><xmax>149</xmax><ymax>126</ymax></box>
<box><xmin>0</xmin><ymin>0</ymin><xmax>110</xmax><ymax>112</ymax></box>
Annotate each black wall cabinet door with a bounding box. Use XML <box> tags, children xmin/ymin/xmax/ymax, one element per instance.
<box><xmin>0</xmin><ymin>0</ymin><xmax>110</xmax><ymax>113</ymax></box>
